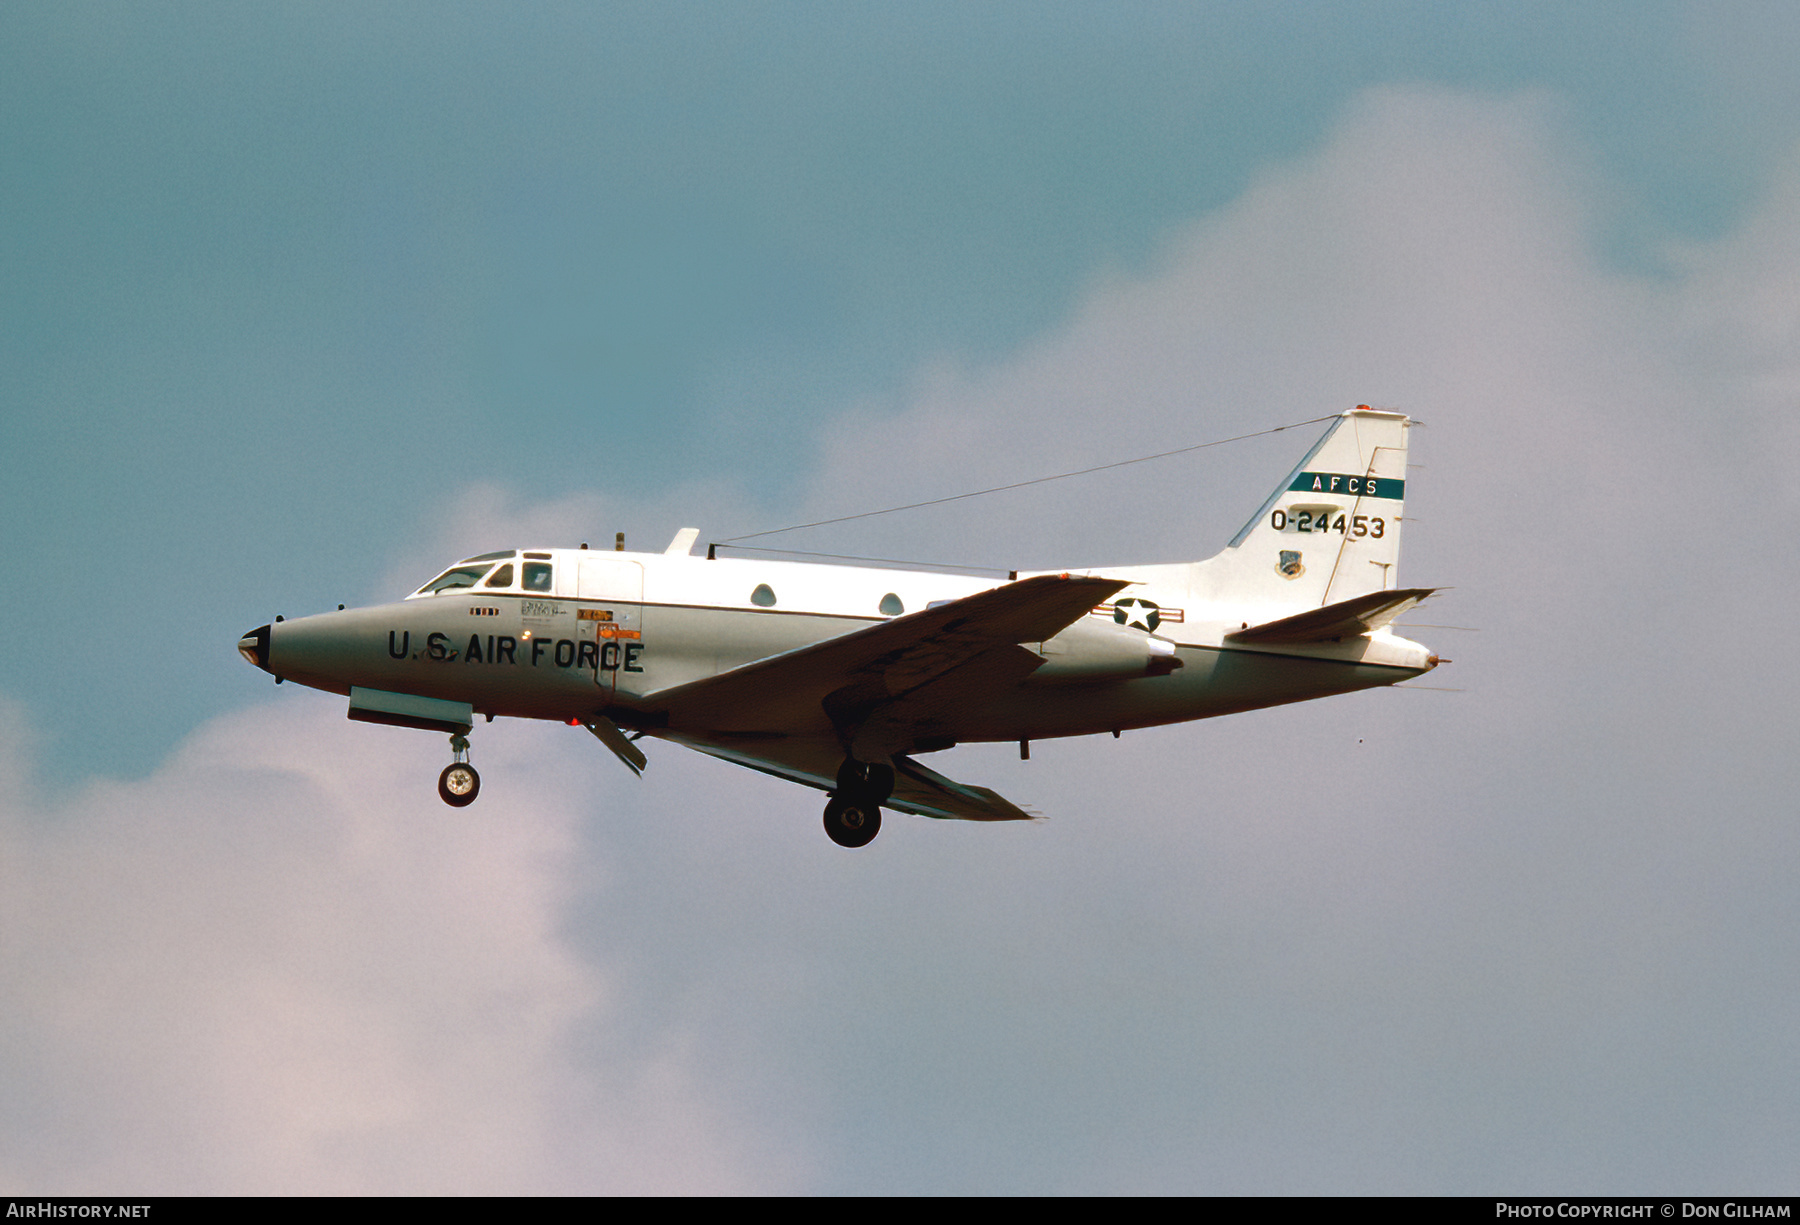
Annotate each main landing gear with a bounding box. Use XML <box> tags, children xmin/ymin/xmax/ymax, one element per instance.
<box><xmin>438</xmin><ymin>733</ymin><xmax>480</xmax><ymax>807</ymax></box>
<box><xmin>823</xmin><ymin>759</ymin><xmax>894</xmax><ymax>848</ymax></box>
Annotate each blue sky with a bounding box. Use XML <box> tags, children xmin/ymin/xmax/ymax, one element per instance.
<box><xmin>6</xmin><ymin>1</ymin><xmax>1800</xmax><ymax>781</ymax></box>
<box><xmin>3</xmin><ymin>1</ymin><xmax>1798</xmax><ymax>1194</ymax></box>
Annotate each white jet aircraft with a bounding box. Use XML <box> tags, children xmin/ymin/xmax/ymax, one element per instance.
<box><xmin>239</xmin><ymin>407</ymin><xmax>1439</xmax><ymax>847</ymax></box>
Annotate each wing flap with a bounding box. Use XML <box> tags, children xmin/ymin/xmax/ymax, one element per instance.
<box><xmin>664</xmin><ymin>733</ymin><xmax>1032</xmax><ymax>822</ymax></box>
<box><xmin>891</xmin><ymin>754</ymin><xmax>1032</xmax><ymax>822</ymax></box>
<box><xmin>1226</xmin><ymin>587</ymin><xmax>1436</xmax><ymax>645</ymax></box>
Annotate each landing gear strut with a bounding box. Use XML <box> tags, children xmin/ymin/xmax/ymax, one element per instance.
<box><xmin>438</xmin><ymin>733</ymin><xmax>480</xmax><ymax>807</ymax></box>
<box><xmin>823</xmin><ymin>759</ymin><xmax>894</xmax><ymax>848</ymax></box>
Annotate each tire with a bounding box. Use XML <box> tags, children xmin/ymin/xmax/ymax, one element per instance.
<box><xmin>823</xmin><ymin>794</ymin><xmax>881</xmax><ymax>848</ymax></box>
<box><xmin>438</xmin><ymin>762</ymin><xmax>480</xmax><ymax>807</ymax></box>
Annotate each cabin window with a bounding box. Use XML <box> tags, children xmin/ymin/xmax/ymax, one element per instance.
<box><xmin>750</xmin><ymin>583</ymin><xmax>776</xmax><ymax>607</ymax></box>
<box><xmin>879</xmin><ymin>593</ymin><xmax>904</xmax><ymax>616</ymax></box>
<box><xmin>418</xmin><ymin>564</ymin><xmax>493</xmax><ymax>595</ymax></box>
<box><xmin>484</xmin><ymin>564</ymin><xmax>515</xmax><ymax>589</ymax></box>
<box><xmin>522</xmin><ymin>562</ymin><xmax>554</xmax><ymax>593</ymax></box>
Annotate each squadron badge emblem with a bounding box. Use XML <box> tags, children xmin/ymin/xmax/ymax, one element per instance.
<box><xmin>1277</xmin><ymin>550</ymin><xmax>1305</xmax><ymax>579</ymax></box>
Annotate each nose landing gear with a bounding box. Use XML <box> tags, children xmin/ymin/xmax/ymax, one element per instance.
<box><xmin>823</xmin><ymin>759</ymin><xmax>894</xmax><ymax>848</ymax></box>
<box><xmin>438</xmin><ymin>734</ymin><xmax>480</xmax><ymax>807</ymax></box>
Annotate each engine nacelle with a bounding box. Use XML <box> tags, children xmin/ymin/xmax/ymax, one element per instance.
<box><xmin>1026</xmin><ymin>618</ymin><xmax>1181</xmax><ymax>684</ymax></box>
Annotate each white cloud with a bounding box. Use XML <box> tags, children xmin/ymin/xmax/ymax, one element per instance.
<box><xmin>0</xmin><ymin>694</ymin><xmax>802</xmax><ymax>1194</ymax></box>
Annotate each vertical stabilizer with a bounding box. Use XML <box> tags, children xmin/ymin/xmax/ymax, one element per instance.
<box><xmin>1213</xmin><ymin>408</ymin><xmax>1410</xmax><ymax>606</ymax></box>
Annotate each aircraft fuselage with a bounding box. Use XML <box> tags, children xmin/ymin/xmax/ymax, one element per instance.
<box><xmin>248</xmin><ymin>549</ymin><xmax>1432</xmax><ymax>744</ymax></box>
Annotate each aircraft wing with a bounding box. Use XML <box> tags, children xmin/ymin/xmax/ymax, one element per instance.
<box><xmin>1226</xmin><ymin>587</ymin><xmax>1437</xmax><ymax>645</ymax></box>
<box><xmin>640</xmin><ymin>573</ymin><xmax>1128</xmax><ymax>738</ymax></box>
<box><xmin>635</xmin><ymin>573</ymin><xmax>1127</xmax><ymax>819</ymax></box>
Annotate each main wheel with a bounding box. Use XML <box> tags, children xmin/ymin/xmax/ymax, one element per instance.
<box><xmin>823</xmin><ymin>794</ymin><xmax>881</xmax><ymax>848</ymax></box>
<box><xmin>438</xmin><ymin>762</ymin><xmax>480</xmax><ymax>807</ymax></box>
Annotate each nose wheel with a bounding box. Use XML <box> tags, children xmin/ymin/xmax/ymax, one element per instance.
<box><xmin>438</xmin><ymin>734</ymin><xmax>480</xmax><ymax>807</ymax></box>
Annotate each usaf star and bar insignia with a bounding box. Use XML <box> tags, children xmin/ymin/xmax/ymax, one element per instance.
<box><xmin>1090</xmin><ymin>597</ymin><xmax>1182</xmax><ymax>633</ymax></box>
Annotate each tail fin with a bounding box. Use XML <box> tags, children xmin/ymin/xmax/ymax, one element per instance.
<box><xmin>1214</xmin><ymin>407</ymin><xmax>1411</xmax><ymax>606</ymax></box>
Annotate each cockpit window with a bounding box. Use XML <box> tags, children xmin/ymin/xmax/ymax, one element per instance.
<box><xmin>484</xmin><ymin>564</ymin><xmax>515</xmax><ymax>589</ymax></box>
<box><xmin>522</xmin><ymin>562</ymin><xmax>553</xmax><ymax>593</ymax></box>
<box><xmin>460</xmin><ymin>550</ymin><xmax>515</xmax><ymax>564</ymax></box>
<box><xmin>417</xmin><ymin>563</ymin><xmax>494</xmax><ymax>595</ymax></box>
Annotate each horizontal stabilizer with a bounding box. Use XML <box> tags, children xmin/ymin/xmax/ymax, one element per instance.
<box><xmin>1227</xmin><ymin>587</ymin><xmax>1436</xmax><ymax>645</ymax></box>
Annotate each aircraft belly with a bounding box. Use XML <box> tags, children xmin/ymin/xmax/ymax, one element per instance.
<box><xmin>936</xmin><ymin>645</ymin><xmax>1421</xmax><ymax>741</ymax></box>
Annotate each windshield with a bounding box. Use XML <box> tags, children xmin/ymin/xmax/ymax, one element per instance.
<box><xmin>416</xmin><ymin>563</ymin><xmax>495</xmax><ymax>595</ymax></box>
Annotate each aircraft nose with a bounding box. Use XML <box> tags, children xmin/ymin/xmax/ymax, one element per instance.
<box><xmin>238</xmin><ymin>624</ymin><xmax>271</xmax><ymax>672</ymax></box>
